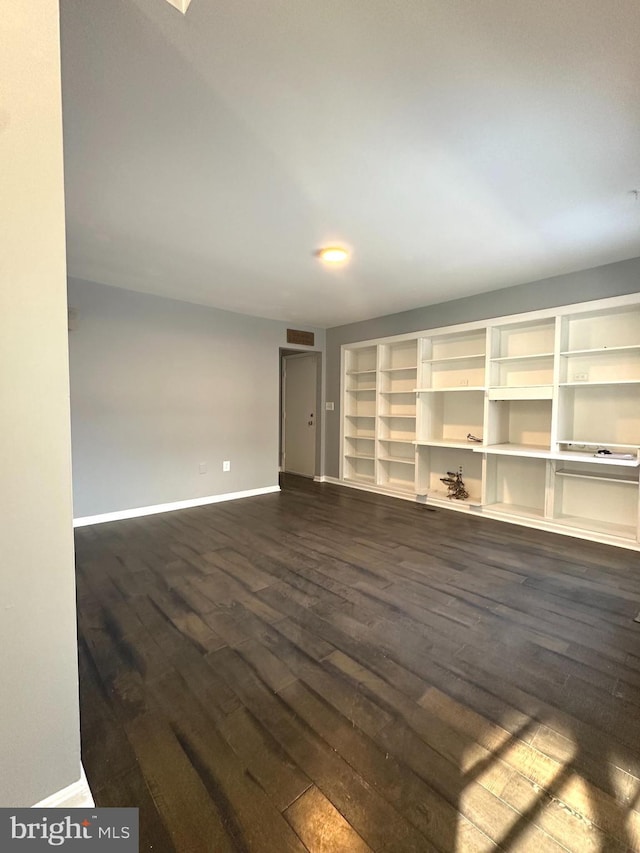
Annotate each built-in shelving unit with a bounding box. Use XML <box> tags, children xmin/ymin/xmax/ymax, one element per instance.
<box><xmin>376</xmin><ymin>340</ymin><xmax>417</xmax><ymax>492</ymax></box>
<box><xmin>340</xmin><ymin>294</ymin><xmax>640</xmax><ymax>549</ymax></box>
<box><xmin>343</xmin><ymin>346</ymin><xmax>377</xmax><ymax>484</ymax></box>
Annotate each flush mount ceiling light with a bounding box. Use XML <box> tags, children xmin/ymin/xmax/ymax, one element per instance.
<box><xmin>165</xmin><ymin>0</ymin><xmax>192</xmax><ymax>13</ymax></box>
<box><xmin>316</xmin><ymin>246</ymin><xmax>350</xmax><ymax>264</ymax></box>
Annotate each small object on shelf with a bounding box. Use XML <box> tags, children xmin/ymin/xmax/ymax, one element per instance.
<box><xmin>467</xmin><ymin>433</ymin><xmax>483</xmax><ymax>443</ymax></box>
<box><xmin>594</xmin><ymin>448</ymin><xmax>634</xmax><ymax>460</ymax></box>
<box><xmin>440</xmin><ymin>467</ymin><xmax>470</xmax><ymax>500</ymax></box>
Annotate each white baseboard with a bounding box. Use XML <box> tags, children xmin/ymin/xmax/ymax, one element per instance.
<box><xmin>33</xmin><ymin>765</ymin><xmax>94</xmax><ymax>808</ymax></box>
<box><xmin>313</xmin><ymin>475</ymin><xmax>327</xmax><ymax>483</ymax></box>
<box><xmin>73</xmin><ymin>485</ymin><xmax>280</xmax><ymax>527</ymax></box>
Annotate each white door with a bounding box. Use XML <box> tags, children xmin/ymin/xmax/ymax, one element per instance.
<box><xmin>283</xmin><ymin>354</ymin><xmax>317</xmax><ymax>476</ymax></box>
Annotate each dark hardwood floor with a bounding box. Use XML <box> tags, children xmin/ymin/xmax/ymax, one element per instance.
<box><xmin>75</xmin><ymin>475</ymin><xmax>640</xmax><ymax>852</ymax></box>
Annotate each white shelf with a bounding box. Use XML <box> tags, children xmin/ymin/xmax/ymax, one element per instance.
<box><xmin>380</xmin><ymin>390</ymin><xmax>415</xmax><ymax>395</ymax></box>
<box><xmin>416</xmin><ymin>439</ymin><xmax>482</xmax><ymax>450</ymax></box>
<box><xmin>557</xmin><ymin>453</ymin><xmax>639</xmax><ymax>467</ymax></box>
<box><xmin>345</xmin><ymin>475</ymin><xmax>375</xmax><ymax>485</ymax></box>
<box><xmin>346</xmin><ymin>369</ymin><xmax>376</xmax><ymax>376</ymax></box>
<box><xmin>422</xmin><ymin>354</ymin><xmax>485</xmax><ymax>364</ymax></box>
<box><xmin>380</xmin><ymin>366</ymin><xmax>417</xmax><ymax>372</ymax></box>
<box><xmin>488</xmin><ymin>385</ymin><xmax>553</xmax><ymax>401</ymax></box>
<box><xmin>416</xmin><ymin>386</ymin><xmax>486</xmax><ymax>393</ymax></box>
<box><xmin>556</xmin><ymin>442</ymin><xmax>639</xmax><ymax>465</ymax></box>
<box><xmin>383</xmin><ymin>479</ymin><xmax>416</xmax><ymax>493</ymax></box>
<box><xmin>560</xmin><ymin>345</ymin><xmax>640</xmax><ymax>356</ymax></box>
<box><xmin>422</xmin><ymin>489</ymin><xmax>483</xmax><ymax>507</ymax></box>
<box><xmin>344</xmin><ymin>453</ymin><xmax>375</xmax><ymax>460</ymax></box>
<box><xmin>476</xmin><ymin>443</ymin><xmax>640</xmax><ymax>467</ymax></box>
<box><xmin>557</xmin><ymin>515</ymin><xmax>637</xmax><ymax>541</ymax></box>
<box><xmin>378</xmin><ymin>413</ymin><xmax>416</xmax><ymax>419</ymax></box>
<box><xmin>557</xmin><ymin>440</ymin><xmax>639</xmax><ymax>449</ymax></box>
<box><xmin>474</xmin><ymin>443</ymin><xmax>550</xmax><ymax>458</ymax></box>
<box><xmin>556</xmin><ymin>469</ymin><xmax>638</xmax><ymax>485</ymax></box>
<box><xmin>379</xmin><ymin>455</ymin><xmax>415</xmax><ymax>465</ymax></box>
<box><xmin>560</xmin><ymin>380</ymin><xmax>640</xmax><ymax>387</ymax></box>
<box><xmin>485</xmin><ymin>502</ymin><xmax>546</xmax><ymax>520</ymax></box>
<box><xmin>491</xmin><ymin>352</ymin><xmax>554</xmax><ymax>362</ymax></box>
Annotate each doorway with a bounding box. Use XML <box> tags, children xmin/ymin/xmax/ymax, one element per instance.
<box><xmin>281</xmin><ymin>351</ymin><xmax>320</xmax><ymax>477</ymax></box>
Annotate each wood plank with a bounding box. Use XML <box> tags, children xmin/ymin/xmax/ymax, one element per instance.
<box><xmin>124</xmin><ymin>713</ymin><xmax>236</xmax><ymax>853</ymax></box>
<box><xmin>149</xmin><ymin>673</ymin><xmax>308</xmax><ymax>853</ymax></box>
<box><xmin>217</xmin><ymin>707</ymin><xmax>312</xmax><ymax>812</ymax></box>
<box><xmin>284</xmin><ymin>785</ymin><xmax>373</xmax><ymax>853</ymax></box>
<box><xmin>209</xmin><ymin>646</ymin><xmax>433</xmax><ymax>852</ymax></box>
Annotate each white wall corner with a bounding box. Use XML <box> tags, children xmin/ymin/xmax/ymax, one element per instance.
<box><xmin>32</xmin><ymin>765</ymin><xmax>94</xmax><ymax>809</ymax></box>
<box><xmin>165</xmin><ymin>0</ymin><xmax>192</xmax><ymax>13</ymax></box>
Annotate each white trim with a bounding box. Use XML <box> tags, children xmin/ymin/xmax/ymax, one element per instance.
<box><xmin>32</xmin><ymin>765</ymin><xmax>94</xmax><ymax>808</ymax></box>
<box><xmin>313</xmin><ymin>475</ymin><xmax>327</xmax><ymax>482</ymax></box>
<box><xmin>73</xmin><ymin>485</ymin><xmax>280</xmax><ymax>527</ymax></box>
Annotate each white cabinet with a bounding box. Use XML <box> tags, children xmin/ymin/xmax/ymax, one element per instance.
<box><xmin>341</xmin><ymin>294</ymin><xmax>640</xmax><ymax>549</ymax></box>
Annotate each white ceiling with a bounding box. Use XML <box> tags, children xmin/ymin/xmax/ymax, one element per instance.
<box><xmin>60</xmin><ymin>0</ymin><xmax>640</xmax><ymax>328</ymax></box>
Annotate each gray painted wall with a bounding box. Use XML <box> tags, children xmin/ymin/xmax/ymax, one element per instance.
<box><xmin>0</xmin><ymin>0</ymin><xmax>80</xmax><ymax>805</ymax></box>
<box><xmin>325</xmin><ymin>257</ymin><xmax>640</xmax><ymax>477</ymax></box>
<box><xmin>68</xmin><ymin>279</ymin><xmax>325</xmax><ymax>517</ymax></box>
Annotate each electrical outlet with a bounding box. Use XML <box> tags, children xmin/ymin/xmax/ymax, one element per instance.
<box><xmin>222</xmin><ymin>460</ymin><xmax>231</xmax><ymax>472</ymax></box>
<box><xmin>573</xmin><ymin>372</ymin><xmax>588</xmax><ymax>382</ymax></box>
<box><xmin>325</xmin><ymin>401</ymin><xmax>335</xmax><ymax>411</ymax></box>
<box><xmin>198</xmin><ymin>462</ymin><xmax>207</xmax><ymax>474</ymax></box>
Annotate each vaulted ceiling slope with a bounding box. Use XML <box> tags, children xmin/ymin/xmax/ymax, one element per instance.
<box><xmin>60</xmin><ymin>0</ymin><xmax>640</xmax><ymax>327</ymax></box>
